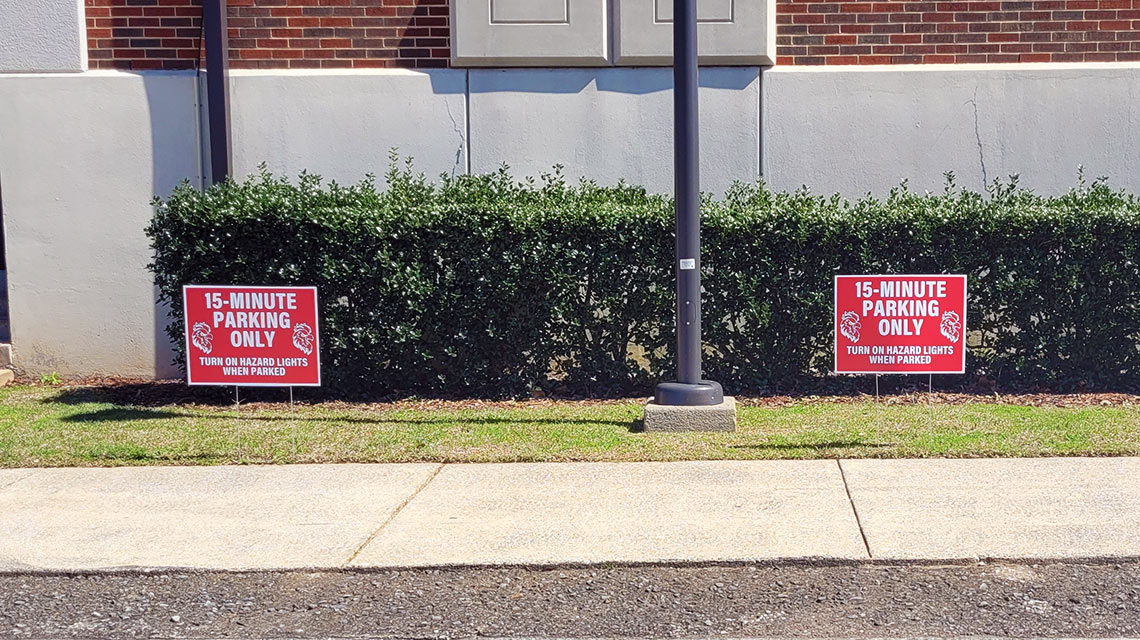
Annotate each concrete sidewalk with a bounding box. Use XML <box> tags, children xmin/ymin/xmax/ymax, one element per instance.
<box><xmin>1</xmin><ymin>458</ymin><xmax>1137</xmax><ymax>572</ymax></box>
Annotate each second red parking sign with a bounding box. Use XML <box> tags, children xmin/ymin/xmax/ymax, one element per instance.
<box><xmin>834</xmin><ymin>275</ymin><xmax>967</xmax><ymax>375</ymax></box>
<box><xmin>183</xmin><ymin>285</ymin><xmax>321</xmax><ymax>386</ymax></box>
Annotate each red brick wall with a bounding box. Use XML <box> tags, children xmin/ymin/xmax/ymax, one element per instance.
<box><xmin>228</xmin><ymin>0</ymin><xmax>449</xmax><ymax>69</ymax></box>
<box><xmin>776</xmin><ymin>0</ymin><xmax>1140</xmax><ymax>64</ymax></box>
<box><xmin>87</xmin><ymin>0</ymin><xmax>1139</xmax><ymax>69</ymax></box>
<box><xmin>86</xmin><ymin>0</ymin><xmax>204</xmax><ymax>70</ymax></box>
<box><xmin>86</xmin><ymin>0</ymin><xmax>448</xmax><ymax>71</ymax></box>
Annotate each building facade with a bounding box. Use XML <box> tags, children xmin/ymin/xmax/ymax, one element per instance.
<box><xmin>0</xmin><ymin>0</ymin><xmax>1138</xmax><ymax>378</ymax></box>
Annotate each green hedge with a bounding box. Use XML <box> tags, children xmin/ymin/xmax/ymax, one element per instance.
<box><xmin>148</xmin><ymin>163</ymin><xmax>1140</xmax><ymax>396</ymax></box>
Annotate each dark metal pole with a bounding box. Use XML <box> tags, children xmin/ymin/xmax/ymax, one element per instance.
<box><xmin>203</xmin><ymin>0</ymin><xmax>232</xmax><ymax>185</ymax></box>
<box><xmin>674</xmin><ymin>0</ymin><xmax>701</xmax><ymax>386</ymax></box>
<box><xmin>653</xmin><ymin>0</ymin><xmax>724</xmax><ymax>407</ymax></box>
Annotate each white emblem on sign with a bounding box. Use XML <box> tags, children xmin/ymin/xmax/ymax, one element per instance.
<box><xmin>839</xmin><ymin>311</ymin><xmax>861</xmax><ymax>344</ymax></box>
<box><xmin>940</xmin><ymin>310</ymin><xmax>962</xmax><ymax>343</ymax></box>
<box><xmin>292</xmin><ymin>323</ymin><xmax>315</xmax><ymax>355</ymax></box>
<box><xmin>679</xmin><ymin>259</ymin><xmax>696</xmax><ymax>270</ymax></box>
<box><xmin>191</xmin><ymin>322</ymin><xmax>214</xmax><ymax>355</ymax></box>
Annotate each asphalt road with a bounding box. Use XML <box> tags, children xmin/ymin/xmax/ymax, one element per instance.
<box><xmin>2</xmin><ymin>560</ymin><xmax>1138</xmax><ymax>638</ymax></box>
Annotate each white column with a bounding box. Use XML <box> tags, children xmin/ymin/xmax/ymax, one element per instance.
<box><xmin>0</xmin><ymin>0</ymin><xmax>87</xmax><ymax>73</ymax></box>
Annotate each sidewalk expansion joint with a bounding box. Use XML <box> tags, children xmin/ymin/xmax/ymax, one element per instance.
<box><xmin>0</xmin><ymin>470</ymin><xmax>36</xmax><ymax>491</ymax></box>
<box><xmin>342</xmin><ymin>463</ymin><xmax>445</xmax><ymax>567</ymax></box>
<box><xmin>836</xmin><ymin>459</ymin><xmax>873</xmax><ymax>559</ymax></box>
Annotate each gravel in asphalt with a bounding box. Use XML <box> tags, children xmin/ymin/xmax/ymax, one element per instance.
<box><xmin>1</xmin><ymin>560</ymin><xmax>1138</xmax><ymax>638</ymax></box>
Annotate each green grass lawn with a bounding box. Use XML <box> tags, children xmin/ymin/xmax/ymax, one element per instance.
<box><xmin>1</xmin><ymin>384</ymin><xmax>1139</xmax><ymax>467</ymax></box>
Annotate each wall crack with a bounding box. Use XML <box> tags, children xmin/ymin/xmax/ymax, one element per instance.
<box><xmin>966</xmin><ymin>87</ymin><xmax>989</xmax><ymax>190</ymax></box>
<box><xmin>444</xmin><ymin>96</ymin><xmax>465</xmax><ymax>178</ymax></box>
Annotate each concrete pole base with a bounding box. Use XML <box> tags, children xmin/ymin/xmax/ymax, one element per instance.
<box><xmin>642</xmin><ymin>396</ymin><xmax>737</xmax><ymax>432</ymax></box>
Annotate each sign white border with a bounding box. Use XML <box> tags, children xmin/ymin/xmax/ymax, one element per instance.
<box><xmin>182</xmin><ymin>284</ymin><xmax>323</xmax><ymax>387</ymax></box>
<box><xmin>833</xmin><ymin>274</ymin><xmax>968</xmax><ymax>375</ymax></box>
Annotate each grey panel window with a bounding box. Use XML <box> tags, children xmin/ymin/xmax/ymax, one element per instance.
<box><xmin>614</xmin><ymin>0</ymin><xmax>775</xmax><ymax>65</ymax></box>
<box><xmin>451</xmin><ymin>0</ymin><xmax>609</xmax><ymax>66</ymax></box>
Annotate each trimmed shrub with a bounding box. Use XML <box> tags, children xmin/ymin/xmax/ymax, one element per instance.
<box><xmin>148</xmin><ymin>163</ymin><xmax>1140</xmax><ymax>396</ymax></box>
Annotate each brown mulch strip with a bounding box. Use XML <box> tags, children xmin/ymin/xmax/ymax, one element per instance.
<box><xmin>14</xmin><ymin>376</ymin><xmax>1140</xmax><ymax>411</ymax></box>
<box><xmin>735</xmin><ymin>392</ymin><xmax>1139</xmax><ymax>409</ymax></box>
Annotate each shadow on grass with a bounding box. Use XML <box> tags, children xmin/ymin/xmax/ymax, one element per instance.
<box><xmin>82</xmin><ymin>445</ymin><xmax>222</xmax><ymax>463</ymax></box>
<box><xmin>46</xmin><ymin>382</ymin><xmax>641</xmax><ymax>408</ymax></box>
<box><xmin>48</xmin><ymin>383</ymin><xmax>235</xmax><ymax>408</ymax></box>
<box><xmin>730</xmin><ymin>441</ymin><xmax>892</xmax><ymax>450</ymax></box>
<box><xmin>61</xmin><ymin>408</ymin><xmax>181</xmax><ymax>423</ymax></box>
<box><xmin>60</xmin><ymin>407</ymin><xmax>633</xmax><ymax>428</ymax></box>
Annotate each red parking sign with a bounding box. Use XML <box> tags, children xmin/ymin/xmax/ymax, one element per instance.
<box><xmin>834</xmin><ymin>275</ymin><xmax>967</xmax><ymax>374</ymax></box>
<box><xmin>183</xmin><ymin>285</ymin><xmax>321</xmax><ymax>386</ymax></box>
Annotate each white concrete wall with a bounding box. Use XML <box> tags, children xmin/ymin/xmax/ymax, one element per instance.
<box><xmin>0</xmin><ymin>71</ymin><xmax>200</xmax><ymax>377</ymax></box>
<box><xmin>2</xmin><ymin>63</ymin><xmax>1139</xmax><ymax>377</ymax></box>
<box><xmin>229</xmin><ymin>70</ymin><xmax>469</xmax><ymax>186</ymax></box>
<box><xmin>762</xmin><ymin>63</ymin><xmax>1140</xmax><ymax>196</ymax></box>
<box><xmin>469</xmin><ymin>67</ymin><xmax>761</xmax><ymax>195</ymax></box>
<box><xmin>0</xmin><ymin>0</ymin><xmax>86</xmax><ymax>72</ymax></box>
<box><xmin>231</xmin><ymin>67</ymin><xmax>760</xmax><ymax>195</ymax></box>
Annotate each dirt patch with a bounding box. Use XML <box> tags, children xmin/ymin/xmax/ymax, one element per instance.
<box><xmin>737</xmin><ymin>392</ymin><xmax>1140</xmax><ymax>409</ymax></box>
<box><xmin>25</xmin><ymin>378</ymin><xmax>1140</xmax><ymax>412</ymax></box>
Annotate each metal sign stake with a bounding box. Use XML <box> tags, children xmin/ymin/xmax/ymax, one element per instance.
<box><xmin>234</xmin><ymin>385</ymin><xmax>242</xmax><ymax>461</ymax></box>
<box><xmin>874</xmin><ymin>374</ymin><xmax>881</xmax><ymax>435</ymax></box>
<box><xmin>928</xmin><ymin>373</ymin><xmax>934</xmax><ymax>430</ymax></box>
<box><xmin>290</xmin><ymin>386</ymin><xmax>297</xmax><ymax>457</ymax></box>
